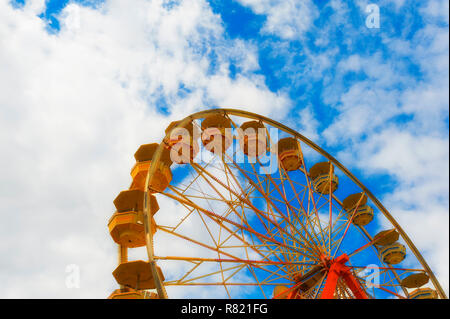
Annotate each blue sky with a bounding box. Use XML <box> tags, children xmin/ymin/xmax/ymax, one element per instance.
<box><xmin>0</xmin><ymin>0</ymin><xmax>448</xmax><ymax>298</ymax></box>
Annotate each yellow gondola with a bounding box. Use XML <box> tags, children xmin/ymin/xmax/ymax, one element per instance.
<box><xmin>309</xmin><ymin>162</ymin><xmax>338</xmax><ymax>194</ymax></box>
<box><xmin>108</xmin><ymin>190</ymin><xmax>159</xmax><ymax>247</ymax></box>
<box><xmin>277</xmin><ymin>137</ymin><xmax>302</xmax><ymax>171</ymax></box>
<box><xmin>113</xmin><ymin>260</ymin><xmax>165</xmax><ymax>290</ymax></box>
<box><xmin>401</xmin><ymin>273</ymin><xmax>430</xmax><ymax>289</ymax></box>
<box><xmin>239</xmin><ymin>120</ymin><xmax>267</xmax><ymax>157</ymax></box>
<box><xmin>409</xmin><ymin>288</ymin><xmax>438</xmax><ymax>299</ymax></box>
<box><xmin>164</xmin><ymin>120</ymin><xmax>199</xmax><ymax>164</ymax></box>
<box><xmin>373</xmin><ymin>229</ymin><xmax>399</xmax><ymax>246</ymax></box>
<box><xmin>108</xmin><ymin>287</ymin><xmax>145</xmax><ymax>299</ymax></box>
<box><xmin>201</xmin><ymin>113</ymin><xmax>232</xmax><ymax>154</ymax></box>
<box><xmin>130</xmin><ymin>143</ymin><xmax>172</xmax><ymax>193</ymax></box>
<box><xmin>380</xmin><ymin>243</ymin><xmax>406</xmax><ymax>265</ymax></box>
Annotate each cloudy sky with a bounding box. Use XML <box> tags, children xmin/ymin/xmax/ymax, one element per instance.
<box><xmin>0</xmin><ymin>0</ymin><xmax>448</xmax><ymax>298</ymax></box>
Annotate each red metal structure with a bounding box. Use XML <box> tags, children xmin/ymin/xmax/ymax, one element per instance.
<box><xmin>321</xmin><ymin>254</ymin><xmax>368</xmax><ymax>299</ymax></box>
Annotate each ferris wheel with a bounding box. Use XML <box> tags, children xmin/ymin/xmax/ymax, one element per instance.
<box><xmin>107</xmin><ymin>109</ymin><xmax>447</xmax><ymax>299</ymax></box>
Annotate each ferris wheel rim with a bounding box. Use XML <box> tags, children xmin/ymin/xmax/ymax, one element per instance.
<box><xmin>142</xmin><ymin>107</ymin><xmax>446</xmax><ymax>299</ymax></box>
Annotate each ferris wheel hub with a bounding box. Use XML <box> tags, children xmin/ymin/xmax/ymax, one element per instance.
<box><xmin>321</xmin><ymin>254</ymin><xmax>368</xmax><ymax>299</ymax></box>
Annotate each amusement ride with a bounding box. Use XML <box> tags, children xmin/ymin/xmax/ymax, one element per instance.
<box><xmin>107</xmin><ymin>109</ymin><xmax>447</xmax><ymax>299</ymax></box>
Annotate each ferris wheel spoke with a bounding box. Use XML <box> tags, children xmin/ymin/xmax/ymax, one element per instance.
<box><xmin>275</xmin><ymin>168</ymin><xmax>317</xmax><ymax>272</ymax></box>
<box><xmin>254</xmin><ymin>224</ymin><xmax>320</xmax><ymax>262</ymax></box>
<box><xmin>164</xmin><ymin>187</ymin><xmax>292</xmax><ymax>267</ymax></box>
<box><xmin>222</xmin><ymin>162</ymin><xmax>277</xmax><ymax>232</ymax></box>
<box><xmin>156</xmin><ymin>226</ymin><xmax>294</xmax><ymax>281</ymax></box>
<box><xmin>189</xmin><ymin>164</ymin><xmax>251</xmax><ymax>229</ymax></box>
<box><xmin>258</xmin><ymin>231</ymin><xmax>318</xmax><ymax>261</ymax></box>
<box><xmin>258</xmin><ymin>264</ymin><xmax>297</xmax><ymax>285</ymax></box>
<box><xmin>160</xmin><ymin>189</ymin><xmax>310</xmax><ymax>262</ymax></box>
<box><xmin>176</xmin><ymin>261</ymin><xmax>203</xmax><ymax>285</ymax></box>
<box><xmin>280</xmin><ymin>168</ymin><xmax>320</xmax><ymax>248</ymax></box>
<box><xmin>179</xmin><ymin>152</ymin><xmax>218</xmax><ymax>195</ymax></box>
<box><xmin>306</xmin><ymin>194</ymin><xmax>329</xmax><ymax>252</ymax></box>
<box><xmin>173</xmin><ymin>264</ymin><xmax>244</xmax><ymax>286</ymax></box>
<box><xmin>223</xmin><ymin>161</ymin><xmax>286</xmax><ymax>234</ymax></box>
<box><xmin>278</xmin><ymin>167</ymin><xmax>329</xmax><ymax>254</ymax></box>
<box><xmin>255</xmin><ymin>156</ymin><xmax>310</xmax><ymax>226</ymax></box>
<box><xmin>246</xmin><ymin>265</ymin><xmax>269</xmax><ymax>298</ymax></box>
<box><xmin>331</xmin><ymin>192</ymin><xmax>366</xmax><ymax>259</ymax></box>
<box><xmin>315</xmin><ymin>199</ymin><xmax>331</xmax><ymax>212</ymax></box>
<box><xmin>327</xmin><ymin>162</ymin><xmax>334</xmax><ymax>254</ymax></box>
<box><xmin>329</xmin><ymin>206</ymin><xmax>346</xmax><ymax>231</ymax></box>
<box><xmin>226</xmin><ymin>158</ymin><xmax>324</xmax><ymax>261</ymax></box>
<box><xmin>164</xmin><ymin>282</ymin><xmax>292</xmax><ymax>286</ymax></box>
<box><xmin>270</xmin><ymin>164</ymin><xmax>322</xmax><ymax>250</ymax></box>
<box><xmin>345</xmin><ymin>220</ymin><xmax>411</xmax><ymax>297</ymax></box>
<box><xmin>331</xmin><ymin>195</ymin><xmax>389</xmax><ymax>258</ymax></box>
<box><xmin>242</xmin><ymin>248</ymin><xmax>267</xmax><ymax>298</ymax></box>
<box><xmin>351</xmin><ymin>265</ymin><xmax>426</xmax><ymax>272</ymax></box>
<box><xmin>192</xmin><ymin>161</ymin><xmax>314</xmax><ymax>256</ymax></box>
<box><xmin>311</xmin><ymin>274</ymin><xmax>326</xmax><ymax>299</ymax></box>
<box><xmin>374</xmin><ymin>285</ymin><xmax>407</xmax><ymax>299</ymax></box>
<box><xmin>348</xmin><ymin>229</ymin><xmax>398</xmax><ymax>258</ymax></box>
<box><xmin>258</xmin><ymin>218</ymin><xmax>320</xmax><ymax>262</ymax></box>
<box><xmin>183</xmin><ymin>168</ymin><xmax>256</xmax><ymax>233</ymax></box>
<box><xmin>295</xmin><ymin>146</ymin><xmax>330</xmax><ymax>251</ymax></box>
<box><xmin>329</xmin><ymin>220</ymin><xmax>350</xmax><ymax>245</ymax></box>
<box><xmin>248</xmin><ymin>161</ymin><xmax>323</xmax><ymax>262</ymax></box>
<box><xmin>192</xmin><ymin>161</ymin><xmax>272</xmax><ymax>234</ymax></box>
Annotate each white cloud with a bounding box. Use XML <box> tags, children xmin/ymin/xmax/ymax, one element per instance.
<box><xmin>294</xmin><ymin>105</ymin><xmax>320</xmax><ymax>142</ymax></box>
<box><xmin>421</xmin><ymin>0</ymin><xmax>449</xmax><ymax>23</ymax></box>
<box><xmin>0</xmin><ymin>0</ymin><xmax>289</xmax><ymax>298</ymax></box>
<box><xmin>320</xmin><ymin>4</ymin><xmax>449</xmax><ymax>294</ymax></box>
<box><xmin>237</xmin><ymin>0</ymin><xmax>318</xmax><ymax>40</ymax></box>
<box><xmin>0</xmin><ymin>0</ymin><xmax>447</xmax><ymax>298</ymax></box>
<box><xmin>235</xmin><ymin>0</ymin><xmax>449</xmax><ymax>295</ymax></box>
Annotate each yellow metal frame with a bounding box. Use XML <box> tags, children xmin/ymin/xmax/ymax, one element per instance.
<box><xmin>141</xmin><ymin>108</ymin><xmax>447</xmax><ymax>299</ymax></box>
